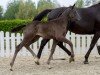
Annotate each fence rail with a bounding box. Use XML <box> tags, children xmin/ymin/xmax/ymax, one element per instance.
<box><xmin>0</xmin><ymin>31</ymin><xmax>99</xmax><ymax>58</ymax></box>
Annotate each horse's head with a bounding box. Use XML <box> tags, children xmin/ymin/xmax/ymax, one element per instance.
<box><xmin>68</xmin><ymin>4</ymin><xmax>81</xmax><ymax>21</ymax></box>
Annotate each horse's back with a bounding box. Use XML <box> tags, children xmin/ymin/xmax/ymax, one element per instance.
<box><xmin>48</xmin><ymin>7</ymin><xmax>67</xmax><ymax>20</ymax></box>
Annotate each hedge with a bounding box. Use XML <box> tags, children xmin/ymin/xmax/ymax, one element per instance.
<box><xmin>0</xmin><ymin>19</ymin><xmax>32</xmax><ymax>32</ymax></box>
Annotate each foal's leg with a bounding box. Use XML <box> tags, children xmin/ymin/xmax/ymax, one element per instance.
<box><xmin>84</xmin><ymin>32</ymin><xmax>100</xmax><ymax>64</ymax></box>
<box><xmin>47</xmin><ymin>40</ymin><xmax>58</xmax><ymax>65</ymax></box>
<box><xmin>10</xmin><ymin>42</ymin><xmax>24</xmax><ymax>71</ymax></box>
<box><xmin>24</xmin><ymin>36</ymin><xmax>40</xmax><ymax>65</ymax></box>
<box><xmin>56</xmin><ymin>37</ymin><xmax>74</xmax><ymax>63</ymax></box>
<box><xmin>25</xmin><ymin>46</ymin><xmax>40</xmax><ymax>65</ymax></box>
<box><xmin>10</xmin><ymin>33</ymin><xmax>37</xmax><ymax>70</ymax></box>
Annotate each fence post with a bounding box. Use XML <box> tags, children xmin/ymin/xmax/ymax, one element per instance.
<box><xmin>76</xmin><ymin>35</ymin><xmax>81</xmax><ymax>54</ymax></box>
<box><xmin>81</xmin><ymin>35</ymin><xmax>86</xmax><ymax>54</ymax></box>
<box><xmin>71</xmin><ymin>32</ymin><xmax>76</xmax><ymax>54</ymax></box>
<box><xmin>16</xmin><ymin>33</ymin><xmax>21</xmax><ymax>56</ymax></box>
<box><xmin>21</xmin><ymin>34</ymin><xmax>27</xmax><ymax>56</ymax></box>
<box><xmin>5</xmin><ymin>32</ymin><xmax>10</xmax><ymax>57</ymax></box>
<box><xmin>11</xmin><ymin>33</ymin><xmax>15</xmax><ymax>56</ymax></box>
<box><xmin>0</xmin><ymin>31</ymin><xmax>5</xmax><ymax>57</ymax></box>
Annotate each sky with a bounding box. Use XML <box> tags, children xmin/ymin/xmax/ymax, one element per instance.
<box><xmin>0</xmin><ymin>0</ymin><xmax>77</xmax><ymax>11</ymax></box>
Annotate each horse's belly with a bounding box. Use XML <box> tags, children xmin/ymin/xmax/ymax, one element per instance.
<box><xmin>70</xmin><ymin>27</ymin><xmax>94</xmax><ymax>34</ymax></box>
<box><xmin>37</xmin><ymin>32</ymin><xmax>55</xmax><ymax>39</ymax></box>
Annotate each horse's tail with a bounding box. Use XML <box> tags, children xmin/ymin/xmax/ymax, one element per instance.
<box><xmin>11</xmin><ymin>25</ymin><xmax>26</xmax><ymax>32</ymax></box>
<box><xmin>33</xmin><ymin>9</ymin><xmax>52</xmax><ymax>21</ymax></box>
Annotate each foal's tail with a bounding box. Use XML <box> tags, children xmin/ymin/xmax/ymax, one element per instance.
<box><xmin>11</xmin><ymin>9</ymin><xmax>52</xmax><ymax>33</ymax></box>
<box><xmin>11</xmin><ymin>25</ymin><xmax>26</xmax><ymax>32</ymax></box>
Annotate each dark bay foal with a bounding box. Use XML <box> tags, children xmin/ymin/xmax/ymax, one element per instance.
<box><xmin>10</xmin><ymin>5</ymin><xmax>80</xmax><ymax>71</ymax></box>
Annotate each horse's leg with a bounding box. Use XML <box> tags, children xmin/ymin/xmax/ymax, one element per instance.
<box><xmin>24</xmin><ymin>36</ymin><xmax>41</xmax><ymax>65</ymax></box>
<box><xmin>84</xmin><ymin>32</ymin><xmax>100</xmax><ymax>64</ymax></box>
<box><xmin>37</xmin><ymin>39</ymin><xmax>50</xmax><ymax>59</ymax></box>
<box><xmin>25</xmin><ymin>46</ymin><xmax>40</xmax><ymax>65</ymax></box>
<box><xmin>37</xmin><ymin>39</ymin><xmax>71</xmax><ymax>60</ymax></box>
<box><xmin>96</xmin><ymin>45</ymin><xmax>100</xmax><ymax>55</ymax></box>
<box><xmin>47</xmin><ymin>40</ymin><xmax>58</xmax><ymax>65</ymax></box>
<box><xmin>57</xmin><ymin>42</ymin><xmax>71</xmax><ymax>56</ymax></box>
<box><xmin>96</xmin><ymin>41</ymin><xmax>100</xmax><ymax>55</ymax></box>
<box><xmin>56</xmin><ymin>37</ymin><xmax>74</xmax><ymax>63</ymax></box>
<box><xmin>10</xmin><ymin>32</ymin><xmax>37</xmax><ymax>70</ymax></box>
<box><xmin>10</xmin><ymin>42</ymin><xmax>24</xmax><ymax>71</ymax></box>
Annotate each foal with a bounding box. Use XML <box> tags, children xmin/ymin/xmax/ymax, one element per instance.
<box><xmin>10</xmin><ymin>5</ymin><xmax>79</xmax><ymax>70</ymax></box>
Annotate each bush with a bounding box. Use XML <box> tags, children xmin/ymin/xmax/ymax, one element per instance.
<box><xmin>0</xmin><ymin>19</ymin><xmax>31</xmax><ymax>32</ymax></box>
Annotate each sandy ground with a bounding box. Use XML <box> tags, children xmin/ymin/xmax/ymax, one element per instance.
<box><xmin>0</xmin><ymin>55</ymin><xmax>100</xmax><ymax>75</ymax></box>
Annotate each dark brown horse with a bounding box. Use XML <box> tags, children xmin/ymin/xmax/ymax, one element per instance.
<box><xmin>34</xmin><ymin>3</ymin><xmax>100</xmax><ymax>64</ymax></box>
<box><xmin>11</xmin><ymin>3</ymin><xmax>100</xmax><ymax>64</ymax></box>
<box><xmin>10</xmin><ymin>5</ymin><xmax>80</xmax><ymax>71</ymax></box>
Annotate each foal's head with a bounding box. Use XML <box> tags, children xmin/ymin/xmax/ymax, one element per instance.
<box><xmin>65</xmin><ymin>4</ymin><xmax>81</xmax><ymax>21</ymax></box>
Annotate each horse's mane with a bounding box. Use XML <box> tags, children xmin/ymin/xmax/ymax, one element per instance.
<box><xmin>89</xmin><ymin>2</ymin><xmax>100</xmax><ymax>8</ymax></box>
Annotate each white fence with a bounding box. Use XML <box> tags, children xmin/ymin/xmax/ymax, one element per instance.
<box><xmin>0</xmin><ymin>31</ymin><xmax>99</xmax><ymax>58</ymax></box>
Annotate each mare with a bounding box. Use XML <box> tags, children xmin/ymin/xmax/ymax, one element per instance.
<box><xmin>34</xmin><ymin>3</ymin><xmax>100</xmax><ymax>64</ymax></box>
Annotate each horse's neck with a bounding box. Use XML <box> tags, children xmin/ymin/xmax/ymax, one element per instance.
<box><xmin>59</xmin><ymin>10</ymin><xmax>69</xmax><ymax>24</ymax></box>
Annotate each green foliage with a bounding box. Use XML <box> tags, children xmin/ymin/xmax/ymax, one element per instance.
<box><xmin>0</xmin><ymin>19</ymin><xmax>31</xmax><ymax>32</ymax></box>
<box><xmin>4</xmin><ymin>0</ymin><xmax>20</xmax><ymax>19</ymax></box>
<box><xmin>37</xmin><ymin>0</ymin><xmax>56</xmax><ymax>13</ymax></box>
<box><xmin>0</xmin><ymin>6</ymin><xmax>3</xmax><ymax>19</ymax></box>
<box><xmin>16</xmin><ymin>0</ymin><xmax>37</xmax><ymax>19</ymax></box>
<box><xmin>76</xmin><ymin>0</ymin><xmax>83</xmax><ymax>8</ymax></box>
<box><xmin>3</xmin><ymin>0</ymin><xmax>59</xmax><ymax>20</ymax></box>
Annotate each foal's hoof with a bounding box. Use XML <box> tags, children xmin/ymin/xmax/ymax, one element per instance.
<box><xmin>10</xmin><ymin>63</ymin><xmax>12</xmax><ymax>67</ymax></box>
<box><xmin>35</xmin><ymin>61</ymin><xmax>40</xmax><ymax>65</ymax></box>
<box><xmin>48</xmin><ymin>65</ymin><xmax>52</xmax><ymax>69</ymax></box>
<box><xmin>47</xmin><ymin>61</ymin><xmax>50</xmax><ymax>65</ymax></box>
<box><xmin>10</xmin><ymin>68</ymin><xmax>13</xmax><ymax>71</ymax></box>
<box><xmin>69</xmin><ymin>57</ymin><xmax>75</xmax><ymax>63</ymax></box>
<box><xmin>84</xmin><ymin>61</ymin><xmax>89</xmax><ymax>64</ymax></box>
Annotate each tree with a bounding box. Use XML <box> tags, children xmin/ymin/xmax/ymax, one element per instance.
<box><xmin>37</xmin><ymin>0</ymin><xmax>56</xmax><ymax>13</ymax></box>
<box><xmin>16</xmin><ymin>0</ymin><xmax>37</xmax><ymax>19</ymax></box>
<box><xmin>84</xmin><ymin>0</ymin><xmax>100</xmax><ymax>7</ymax></box>
<box><xmin>84</xmin><ymin>0</ymin><xmax>92</xmax><ymax>7</ymax></box>
<box><xmin>76</xmin><ymin>0</ymin><xmax>83</xmax><ymax>7</ymax></box>
<box><xmin>4</xmin><ymin>0</ymin><xmax>20</xmax><ymax>19</ymax></box>
<box><xmin>92</xmin><ymin>0</ymin><xmax>100</xmax><ymax>4</ymax></box>
<box><xmin>0</xmin><ymin>6</ymin><xmax>3</xmax><ymax>19</ymax></box>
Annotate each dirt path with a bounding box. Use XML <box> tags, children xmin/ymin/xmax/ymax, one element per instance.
<box><xmin>0</xmin><ymin>55</ymin><xmax>100</xmax><ymax>75</ymax></box>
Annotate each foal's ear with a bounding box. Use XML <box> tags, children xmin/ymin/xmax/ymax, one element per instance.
<box><xmin>71</xmin><ymin>4</ymin><xmax>75</xmax><ymax>9</ymax></box>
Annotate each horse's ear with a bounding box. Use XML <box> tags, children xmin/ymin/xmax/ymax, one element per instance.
<box><xmin>72</xmin><ymin>4</ymin><xmax>75</xmax><ymax>9</ymax></box>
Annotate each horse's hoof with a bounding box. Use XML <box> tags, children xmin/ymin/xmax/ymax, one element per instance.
<box><xmin>48</xmin><ymin>66</ymin><xmax>52</xmax><ymax>69</ymax></box>
<box><xmin>10</xmin><ymin>63</ymin><xmax>13</xmax><ymax>67</ymax></box>
<box><xmin>69</xmin><ymin>57</ymin><xmax>75</xmax><ymax>63</ymax></box>
<box><xmin>35</xmin><ymin>61</ymin><xmax>40</xmax><ymax>65</ymax></box>
<box><xmin>10</xmin><ymin>69</ymin><xmax>13</xmax><ymax>71</ymax></box>
<box><xmin>98</xmin><ymin>51</ymin><xmax>100</xmax><ymax>55</ymax></box>
<box><xmin>48</xmin><ymin>65</ymin><xmax>52</xmax><ymax>69</ymax></box>
<box><xmin>84</xmin><ymin>61</ymin><xmax>89</xmax><ymax>64</ymax></box>
<box><xmin>47</xmin><ymin>61</ymin><xmax>50</xmax><ymax>65</ymax></box>
<box><xmin>97</xmin><ymin>46</ymin><xmax>100</xmax><ymax>55</ymax></box>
